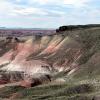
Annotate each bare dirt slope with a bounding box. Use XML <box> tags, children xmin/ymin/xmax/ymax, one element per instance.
<box><xmin>0</xmin><ymin>27</ymin><xmax>100</xmax><ymax>99</ymax></box>
<box><xmin>0</xmin><ymin>28</ymin><xmax>99</xmax><ymax>86</ymax></box>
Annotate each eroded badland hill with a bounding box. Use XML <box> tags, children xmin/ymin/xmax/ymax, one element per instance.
<box><xmin>0</xmin><ymin>25</ymin><xmax>100</xmax><ymax>100</ymax></box>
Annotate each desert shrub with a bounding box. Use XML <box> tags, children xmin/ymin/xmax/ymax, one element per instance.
<box><xmin>0</xmin><ymin>86</ymin><xmax>25</xmax><ymax>98</ymax></box>
<box><xmin>67</xmin><ymin>95</ymin><xmax>92</xmax><ymax>100</ymax></box>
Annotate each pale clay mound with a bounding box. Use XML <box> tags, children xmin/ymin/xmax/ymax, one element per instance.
<box><xmin>0</xmin><ymin>35</ymin><xmax>82</xmax><ymax>86</ymax></box>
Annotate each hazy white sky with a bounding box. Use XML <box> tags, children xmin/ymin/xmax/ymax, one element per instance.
<box><xmin>0</xmin><ymin>0</ymin><xmax>100</xmax><ymax>28</ymax></box>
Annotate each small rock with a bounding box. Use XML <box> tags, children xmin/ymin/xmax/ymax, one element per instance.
<box><xmin>92</xmin><ymin>95</ymin><xmax>100</xmax><ymax>100</ymax></box>
<box><xmin>20</xmin><ymin>80</ymin><xmax>32</xmax><ymax>88</ymax></box>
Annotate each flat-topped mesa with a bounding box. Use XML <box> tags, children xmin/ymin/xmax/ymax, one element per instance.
<box><xmin>56</xmin><ymin>24</ymin><xmax>100</xmax><ymax>32</ymax></box>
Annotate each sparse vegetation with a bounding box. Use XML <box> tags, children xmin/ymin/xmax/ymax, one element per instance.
<box><xmin>0</xmin><ymin>82</ymin><xmax>95</xmax><ymax>100</ymax></box>
<box><xmin>0</xmin><ymin>25</ymin><xmax>100</xmax><ymax>99</ymax></box>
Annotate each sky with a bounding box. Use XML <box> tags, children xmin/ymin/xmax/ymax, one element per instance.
<box><xmin>0</xmin><ymin>0</ymin><xmax>100</xmax><ymax>28</ymax></box>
